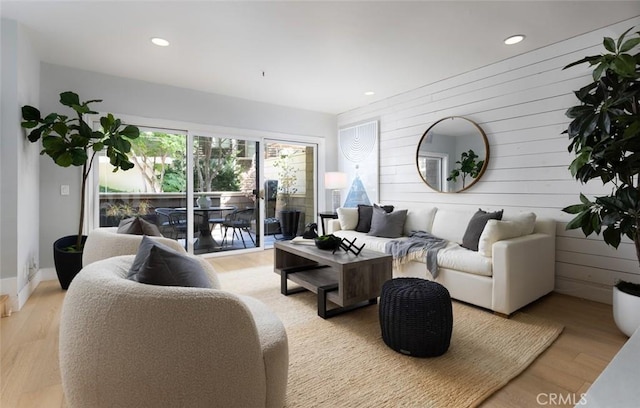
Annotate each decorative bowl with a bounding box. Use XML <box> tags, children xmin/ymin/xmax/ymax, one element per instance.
<box><xmin>314</xmin><ymin>234</ymin><xmax>342</xmax><ymax>250</ymax></box>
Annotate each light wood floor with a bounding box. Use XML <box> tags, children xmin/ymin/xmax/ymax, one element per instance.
<box><xmin>1</xmin><ymin>250</ymin><xmax>628</xmax><ymax>408</ymax></box>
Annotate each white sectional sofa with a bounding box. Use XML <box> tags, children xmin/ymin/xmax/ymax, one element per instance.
<box><xmin>328</xmin><ymin>206</ymin><xmax>556</xmax><ymax>316</ymax></box>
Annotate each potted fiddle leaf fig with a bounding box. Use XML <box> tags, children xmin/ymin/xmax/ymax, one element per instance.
<box><xmin>21</xmin><ymin>91</ymin><xmax>140</xmax><ymax>289</ymax></box>
<box><xmin>561</xmin><ymin>28</ymin><xmax>640</xmax><ymax>335</ymax></box>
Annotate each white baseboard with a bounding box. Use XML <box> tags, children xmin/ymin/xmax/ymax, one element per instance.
<box><xmin>0</xmin><ymin>268</ymin><xmax>57</xmax><ymax>313</ymax></box>
<box><xmin>554</xmin><ymin>277</ymin><xmax>613</xmax><ymax>305</ymax></box>
<box><xmin>18</xmin><ymin>272</ymin><xmax>43</xmax><ymax>310</ymax></box>
<box><xmin>40</xmin><ymin>267</ymin><xmax>57</xmax><ymax>281</ymax></box>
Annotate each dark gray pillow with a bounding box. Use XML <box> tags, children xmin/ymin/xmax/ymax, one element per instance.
<box><xmin>117</xmin><ymin>216</ymin><xmax>162</xmax><ymax>236</ymax></box>
<box><xmin>135</xmin><ymin>245</ymin><xmax>212</xmax><ymax>288</ymax></box>
<box><xmin>461</xmin><ymin>209</ymin><xmax>504</xmax><ymax>251</ymax></box>
<box><xmin>355</xmin><ymin>204</ymin><xmax>394</xmax><ymax>233</ymax></box>
<box><xmin>127</xmin><ymin>236</ymin><xmax>180</xmax><ymax>281</ymax></box>
<box><xmin>367</xmin><ymin>205</ymin><xmax>407</xmax><ymax>238</ymax></box>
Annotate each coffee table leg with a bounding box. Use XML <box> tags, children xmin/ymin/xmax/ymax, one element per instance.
<box><xmin>318</xmin><ymin>283</ymin><xmax>378</xmax><ymax>319</ymax></box>
<box><xmin>281</xmin><ymin>268</ymin><xmax>308</xmax><ymax>296</ymax></box>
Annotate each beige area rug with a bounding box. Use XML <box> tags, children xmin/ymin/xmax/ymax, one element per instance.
<box><xmin>218</xmin><ymin>266</ymin><xmax>563</xmax><ymax>408</ymax></box>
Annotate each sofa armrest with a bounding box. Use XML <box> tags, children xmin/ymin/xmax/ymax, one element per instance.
<box><xmin>491</xmin><ymin>233</ymin><xmax>555</xmax><ymax>315</ymax></box>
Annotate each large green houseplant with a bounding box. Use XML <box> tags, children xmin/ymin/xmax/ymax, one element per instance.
<box><xmin>21</xmin><ymin>92</ymin><xmax>139</xmax><ymax>288</ymax></box>
<box><xmin>562</xmin><ymin>28</ymin><xmax>640</xmax><ymax>334</ymax></box>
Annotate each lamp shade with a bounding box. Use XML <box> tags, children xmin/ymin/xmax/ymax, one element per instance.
<box><xmin>325</xmin><ymin>172</ymin><xmax>348</xmax><ymax>189</ymax></box>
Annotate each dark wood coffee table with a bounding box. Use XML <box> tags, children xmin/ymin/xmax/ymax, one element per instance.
<box><xmin>274</xmin><ymin>240</ymin><xmax>392</xmax><ymax>318</ymax></box>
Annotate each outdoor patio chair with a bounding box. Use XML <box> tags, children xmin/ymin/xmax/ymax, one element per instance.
<box><xmin>222</xmin><ymin>208</ymin><xmax>256</xmax><ymax>248</ymax></box>
<box><xmin>209</xmin><ymin>205</ymin><xmax>237</xmax><ymax>235</ymax></box>
<box><xmin>168</xmin><ymin>211</ymin><xmax>204</xmax><ymax>241</ymax></box>
<box><xmin>154</xmin><ymin>208</ymin><xmax>174</xmax><ymax>238</ymax></box>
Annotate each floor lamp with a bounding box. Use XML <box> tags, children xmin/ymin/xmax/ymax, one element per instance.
<box><xmin>325</xmin><ymin>172</ymin><xmax>348</xmax><ymax>213</ymax></box>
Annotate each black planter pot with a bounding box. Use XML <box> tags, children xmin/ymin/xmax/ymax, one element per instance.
<box><xmin>279</xmin><ymin>210</ymin><xmax>301</xmax><ymax>240</ymax></box>
<box><xmin>53</xmin><ymin>235</ymin><xmax>87</xmax><ymax>290</ymax></box>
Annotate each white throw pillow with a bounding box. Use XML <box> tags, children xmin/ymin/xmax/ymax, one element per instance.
<box><xmin>403</xmin><ymin>207</ymin><xmax>438</xmax><ymax>236</ymax></box>
<box><xmin>477</xmin><ymin>212</ymin><xmax>537</xmax><ymax>257</ymax></box>
<box><xmin>503</xmin><ymin>212</ymin><xmax>537</xmax><ymax>235</ymax></box>
<box><xmin>336</xmin><ymin>207</ymin><xmax>359</xmax><ymax>231</ymax></box>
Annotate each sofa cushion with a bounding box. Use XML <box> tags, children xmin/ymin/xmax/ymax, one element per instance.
<box><xmin>403</xmin><ymin>207</ymin><xmax>438</xmax><ymax>236</ymax></box>
<box><xmin>355</xmin><ymin>204</ymin><xmax>394</xmax><ymax>232</ymax></box>
<box><xmin>368</xmin><ymin>205</ymin><xmax>408</xmax><ymax>238</ymax></box>
<box><xmin>437</xmin><ymin>243</ymin><xmax>493</xmax><ymax>277</ymax></box>
<box><xmin>336</xmin><ymin>207</ymin><xmax>359</xmax><ymax>230</ymax></box>
<box><xmin>478</xmin><ymin>212</ymin><xmax>537</xmax><ymax>257</ymax></box>
<box><xmin>117</xmin><ymin>216</ymin><xmax>162</xmax><ymax>236</ymax></box>
<box><xmin>461</xmin><ymin>209</ymin><xmax>503</xmax><ymax>251</ymax></box>
<box><xmin>431</xmin><ymin>209</ymin><xmax>475</xmax><ymax>244</ymax></box>
<box><xmin>333</xmin><ymin>229</ymin><xmax>409</xmax><ymax>253</ymax></box>
<box><xmin>135</xmin><ymin>245</ymin><xmax>212</xmax><ymax>288</ymax></box>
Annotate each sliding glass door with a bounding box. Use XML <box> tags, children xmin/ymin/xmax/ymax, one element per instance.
<box><xmin>263</xmin><ymin>140</ymin><xmax>317</xmax><ymax>247</ymax></box>
<box><xmin>191</xmin><ymin>134</ymin><xmax>260</xmax><ymax>254</ymax></box>
<box><xmin>94</xmin><ymin>119</ymin><xmax>318</xmax><ymax>255</ymax></box>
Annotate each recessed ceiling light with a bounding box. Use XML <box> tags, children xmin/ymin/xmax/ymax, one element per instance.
<box><xmin>364</xmin><ymin>91</ymin><xmax>375</xmax><ymax>96</ymax></box>
<box><xmin>504</xmin><ymin>35</ymin><xmax>525</xmax><ymax>45</ymax></box>
<box><xmin>151</xmin><ymin>37</ymin><xmax>170</xmax><ymax>47</ymax></box>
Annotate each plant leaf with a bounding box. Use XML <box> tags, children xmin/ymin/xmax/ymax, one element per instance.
<box><xmin>619</xmin><ymin>37</ymin><xmax>640</xmax><ymax>53</ymax></box>
<box><xmin>593</xmin><ymin>62</ymin><xmax>608</xmax><ymax>81</ymax></box>
<box><xmin>564</xmin><ymin>56</ymin><xmax>600</xmax><ymax>70</ymax></box>
<box><xmin>612</xmin><ymin>54</ymin><xmax>637</xmax><ymax>77</ymax></box>
<box><xmin>603</xmin><ymin>226</ymin><xmax>622</xmax><ymax>248</ymax></box>
<box><xmin>562</xmin><ymin>204</ymin><xmax>588</xmax><ymax>214</ymax></box>
<box><xmin>59</xmin><ymin>92</ymin><xmax>80</xmax><ymax>107</ymax></box>
<box><xmin>617</xmin><ymin>27</ymin><xmax>635</xmax><ymax>49</ymax></box>
<box><xmin>21</xmin><ymin>105</ymin><xmax>41</xmax><ymax>121</ymax></box>
<box><xmin>603</xmin><ymin>37</ymin><xmax>616</xmax><ymax>53</ymax></box>
<box><xmin>120</xmin><ymin>125</ymin><xmax>140</xmax><ymax>139</ymax></box>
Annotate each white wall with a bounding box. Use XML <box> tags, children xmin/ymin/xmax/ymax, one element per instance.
<box><xmin>38</xmin><ymin>63</ymin><xmax>337</xmax><ymax>268</ymax></box>
<box><xmin>1</xmin><ymin>18</ymin><xmax>41</xmax><ymax>310</ymax></box>
<box><xmin>337</xmin><ymin>16</ymin><xmax>640</xmax><ymax>305</ymax></box>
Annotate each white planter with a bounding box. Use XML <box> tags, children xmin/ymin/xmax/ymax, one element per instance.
<box><xmin>197</xmin><ymin>196</ymin><xmax>211</xmax><ymax>209</ymax></box>
<box><xmin>613</xmin><ymin>286</ymin><xmax>640</xmax><ymax>337</ymax></box>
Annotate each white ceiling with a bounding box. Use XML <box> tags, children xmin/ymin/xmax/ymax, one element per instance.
<box><xmin>2</xmin><ymin>1</ymin><xmax>639</xmax><ymax>114</ymax></box>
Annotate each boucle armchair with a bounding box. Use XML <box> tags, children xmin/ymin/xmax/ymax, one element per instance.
<box><xmin>61</xmin><ymin>228</ymin><xmax>288</xmax><ymax>407</ymax></box>
<box><xmin>82</xmin><ymin>226</ymin><xmax>186</xmax><ymax>266</ymax></box>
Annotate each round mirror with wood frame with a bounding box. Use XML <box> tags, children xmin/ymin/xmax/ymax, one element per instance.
<box><xmin>416</xmin><ymin>116</ymin><xmax>489</xmax><ymax>193</ymax></box>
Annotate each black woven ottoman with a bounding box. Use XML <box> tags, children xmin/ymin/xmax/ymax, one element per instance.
<box><xmin>379</xmin><ymin>278</ymin><xmax>452</xmax><ymax>357</ymax></box>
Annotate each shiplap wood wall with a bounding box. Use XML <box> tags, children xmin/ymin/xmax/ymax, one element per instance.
<box><xmin>337</xmin><ymin>17</ymin><xmax>640</xmax><ymax>304</ymax></box>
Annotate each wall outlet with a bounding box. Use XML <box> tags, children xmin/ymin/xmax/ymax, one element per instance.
<box><xmin>61</xmin><ymin>185</ymin><xmax>70</xmax><ymax>196</ymax></box>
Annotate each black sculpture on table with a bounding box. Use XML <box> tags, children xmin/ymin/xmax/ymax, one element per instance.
<box><xmin>302</xmin><ymin>223</ymin><xmax>318</xmax><ymax>239</ymax></box>
<box><xmin>333</xmin><ymin>237</ymin><xmax>366</xmax><ymax>256</ymax></box>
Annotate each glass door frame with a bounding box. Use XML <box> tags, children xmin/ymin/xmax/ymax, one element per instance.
<box><xmin>188</xmin><ymin>129</ymin><xmax>262</xmax><ymax>256</ymax></box>
<box><xmin>263</xmin><ymin>138</ymin><xmax>319</xmax><ymax>248</ymax></box>
<box><xmin>88</xmin><ymin>113</ymin><xmax>326</xmax><ymax>257</ymax></box>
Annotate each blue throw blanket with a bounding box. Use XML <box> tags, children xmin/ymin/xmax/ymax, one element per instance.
<box><xmin>384</xmin><ymin>231</ymin><xmax>448</xmax><ymax>279</ymax></box>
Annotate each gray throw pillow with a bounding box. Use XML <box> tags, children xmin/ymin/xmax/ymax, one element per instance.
<box><xmin>127</xmin><ymin>236</ymin><xmax>179</xmax><ymax>281</ymax></box>
<box><xmin>355</xmin><ymin>204</ymin><xmax>394</xmax><ymax>233</ymax></box>
<box><xmin>368</xmin><ymin>205</ymin><xmax>408</xmax><ymax>238</ymax></box>
<box><xmin>117</xmin><ymin>216</ymin><xmax>162</xmax><ymax>236</ymax></box>
<box><xmin>461</xmin><ymin>209</ymin><xmax>504</xmax><ymax>251</ymax></box>
<box><xmin>135</xmin><ymin>245</ymin><xmax>212</xmax><ymax>288</ymax></box>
